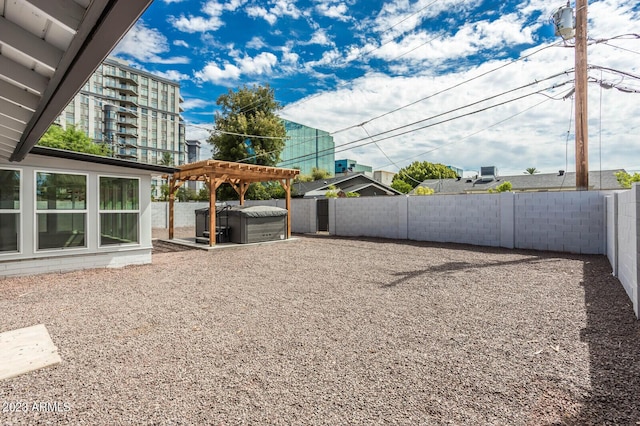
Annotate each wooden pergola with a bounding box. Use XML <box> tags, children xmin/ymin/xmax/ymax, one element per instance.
<box><xmin>168</xmin><ymin>160</ymin><xmax>300</xmax><ymax>246</ymax></box>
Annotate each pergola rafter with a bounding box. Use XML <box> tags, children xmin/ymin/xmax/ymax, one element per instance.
<box><xmin>167</xmin><ymin>160</ymin><xmax>300</xmax><ymax>246</ymax></box>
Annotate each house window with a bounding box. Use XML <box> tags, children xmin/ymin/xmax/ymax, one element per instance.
<box><xmin>0</xmin><ymin>169</ymin><xmax>20</xmax><ymax>253</ymax></box>
<box><xmin>36</xmin><ymin>172</ymin><xmax>87</xmax><ymax>250</ymax></box>
<box><xmin>99</xmin><ymin>177</ymin><xmax>139</xmax><ymax>246</ymax></box>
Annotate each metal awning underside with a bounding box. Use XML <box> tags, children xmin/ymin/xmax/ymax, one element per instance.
<box><xmin>0</xmin><ymin>0</ymin><xmax>153</xmax><ymax>162</ymax></box>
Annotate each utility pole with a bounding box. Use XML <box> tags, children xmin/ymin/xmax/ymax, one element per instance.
<box><xmin>574</xmin><ymin>0</ymin><xmax>588</xmax><ymax>190</ymax></box>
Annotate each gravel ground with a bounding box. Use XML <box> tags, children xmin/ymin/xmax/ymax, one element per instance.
<box><xmin>1</xmin><ymin>234</ymin><xmax>639</xmax><ymax>425</ymax></box>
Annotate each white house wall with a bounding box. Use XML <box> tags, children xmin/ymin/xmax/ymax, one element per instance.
<box><xmin>0</xmin><ymin>154</ymin><xmax>153</xmax><ymax>277</ymax></box>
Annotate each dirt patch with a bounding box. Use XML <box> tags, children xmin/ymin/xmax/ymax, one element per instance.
<box><xmin>1</xmin><ymin>236</ymin><xmax>638</xmax><ymax>424</ymax></box>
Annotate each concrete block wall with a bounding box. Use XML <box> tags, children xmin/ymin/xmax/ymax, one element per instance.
<box><xmin>615</xmin><ymin>185</ymin><xmax>639</xmax><ymax>317</ymax></box>
<box><xmin>332</xmin><ymin>197</ymin><xmax>408</xmax><ymax>240</ymax></box>
<box><xmin>288</xmin><ymin>199</ymin><xmax>317</xmax><ymax>234</ymax></box>
<box><xmin>514</xmin><ymin>191</ymin><xmax>605</xmax><ymax>254</ymax></box>
<box><xmin>154</xmin><ymin>193</ymin><xmax>608</xmax><ymax>256</ymax></box>
<box><xmin>606</xmin><ymin>194</ymin><xmax>618</xmax><ymax>275</ymax></box>
<box><xmin>408</xmin><ymin>194</ymin><xmax>501</xmax><ymax>247</ymax></box>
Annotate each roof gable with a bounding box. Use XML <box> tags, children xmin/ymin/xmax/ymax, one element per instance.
<box><xmin>294</xmin><ymin>172</ymin><xmax>401</xmax><ymax>196</ymax></box>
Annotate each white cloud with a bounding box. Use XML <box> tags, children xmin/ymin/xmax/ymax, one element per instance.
<box><xmin>238</xmin><ymin>52</ymin><xmax>278</xmax><ymax>75</ymax></box>
<box><xmin>315</xmin><ymin>2</ymin><xmax>351</xmax><ymax>22</ymax></box>
<box><xmin>195</xmin><ymin>52</ymin><xmax>278</xmax><ymax>84</ymax></box>
<box><xmin>246</xmin><ymin>6</ymin><xmax>278</xmax><ymax>25</ymax></box>
<box><xmin>170</xmin><ymin>15</ymin><xmax>223</xmax><ymax>33</ymax></box>
<box><xmin>372</xmin><ymin>0</ymin><xmax>482</xmax><ymax>41</ymax></box>
<box><xmin>152</xmin><ymin>70</ymin><xmax>190</xmax><ymax>81</ymax></box>
<box><xmin>246</xmin><ymin>36</ymin><xmax>268</xmax><ymax>50</ymax></box>
<box><xmin>246</xmin><ymin>0</ymin><xmax>302</xmax><ymax>25</ymax></box>
<box><xmin>281</xmin><ymin>45</ymin><xmax>300</xmax><ymax>66</ymax></box>
<box><xmin>271</xmin><ymin>0</ymin><xmax>302</xmax><ymax>19</ymax></box>
<box><xmin>173</xmin><ymin>40</ymin><xmax>189</xmax><ymax>48</ymax></box>
<box><xmin>169</xmin><ymin>0</ymin><xmax>247</xmax><ymax>33</ymax></box>
<box><xmin>181</xmin><ymin>98</ymin><xmax>213</xmax><ymax>110</ymax></box>
<box><xmin>307</xmin><ymin>29</ymin><xmax>333</xmax><ymax>46</ymax></box>
<box><xmin>113</xmin><ymin>21</ymin><xmax>190</xmax><ymax>64</ymax></box>
<box><xmin>195</xmin><ymin>63</ymin><xmax>242</xmax><ymax>83</ymax></box>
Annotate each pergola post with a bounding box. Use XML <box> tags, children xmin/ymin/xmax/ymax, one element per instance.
<box><xmin>168</xmin><ymin>179</ymin><xmax>175</xmax><ymax>240</ymax></box>
<box><xmin>208</xmin><ymin>176</ymin><xmax>216</xmax><ymax>247</ymax></box>
<box><xmin>281</xmin><ymin>178</ymin><xmax>292</xmax><ymax>239</ymax></box>
<box><xmin>239</xmin><ymin>182</ymin><xmax>248</xmax><ymax>205</ymax></box>
<box><xmin>168</xmin><ymin>177</ymin><xmax>185</xmax><ymax>240</ymax></box>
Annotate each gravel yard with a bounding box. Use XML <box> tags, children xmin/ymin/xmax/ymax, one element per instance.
<box><xmin>1</xmin><ymin>234</ymin><xmax>639</xmax><ymax>425</ymax></box>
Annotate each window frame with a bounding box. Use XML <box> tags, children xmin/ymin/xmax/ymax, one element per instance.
<box><xmin>0</xmin><ymin>167</ymin><xmax>22</xmax><ymax>255</ymax></box>
<box><xmin>98</xmin><ymin>175</ymin><xmax>141</xmax><ymax>247</ymax></box>
<box><xmin>34</xmin><ymin>170</ymin><xmax>88</xmax><ymax>252</ymax></box>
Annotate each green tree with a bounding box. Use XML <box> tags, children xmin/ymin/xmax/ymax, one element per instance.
<box><xmin>391</xmin><ymin>179</ymin><xmax>413</xmax><ymax>194</ymax></box>
<box><xmin>489</xmin><ymin>181</ymin><xmax>512</xmax><ymax>193</ymax></box>
<box><xmin>415</xmin><ymin>186</ymin><xmax>435</xmax><ymax>195</ymax></box>
<box><xmin>524</xmin><ymin>167</ymin><xmax>539</xmax><ymax>175</ymax></box>
<box><xmin>159</xmin><ymin>183</ymin><xmax>170</xmax><ymax>201</ymax></box>
<box><xmin>38</xmin><ymin>125</ymin><xmax>111</xmax><ymax>156</ymax></box>
<box><xmin>160</xmin><ymin>152</ymin><xmax>173</xmax><ymax>166</ymax></box>
<box><xmin>296</xmin><ymin>167</ymin><xmax>332</xmax><ymax>182</ymax></box>
<box><xmin>391</xmin><ymin>161</ymin><xmax>457</xmax><ymax>194</ymax></box>
<box><xmin>176</xmin><ymin>187</ymin><xmax>197</xmax><ymax>202</ymax></box>
<box><xmin>197</xmin><ymin>186</ymin><xmax>210</xmax><ymax>201</ymax></box>
<box><xmin>209</xmin><ymin>84</ymin><xmax>286</xmax><ymax>166</ymax></box>
<box><xmin>615</xmin><ymin>171</ymin><xmax>640</xmax><ymax>189</ymax></box>
<box><xmin>325</xmin><ymin>184</ymin><xmax>339</xmax><ymax>198</ymax></box>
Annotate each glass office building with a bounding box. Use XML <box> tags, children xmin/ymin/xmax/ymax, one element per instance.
<box><xmin>278</xmin><ymin>119</ymin><xmax>335</xmax><ymax>176</ymax></box>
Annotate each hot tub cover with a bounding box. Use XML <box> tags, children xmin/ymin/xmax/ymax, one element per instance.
<box><xmin>228</xmin><ymin>205</ymin><xmax>288</xmax><ymax>217</ymax></box>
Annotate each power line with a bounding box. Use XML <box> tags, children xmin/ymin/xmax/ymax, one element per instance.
<box><xmin>329</xmin><ymin>41</ymin><xmax>564</xmax><ymax>135</ymax></box>
<box><xmin>274</xmin><ymin>71</ymin><xmax>574</xmax><ymax>166</ymax></box>
<box><xmin>278</xmin><ymin>80</ymin><xmax>571</xmax><ymax>167</ymax></box>
<box><xmin>254</xmin><ymin>68</ymin><xmax>577</xmax><ymax>165</ymax></box>
<box><xmin>372</xmin><ymin>96</ymin><xmax>555</xmax><ymax>171</ymax></box>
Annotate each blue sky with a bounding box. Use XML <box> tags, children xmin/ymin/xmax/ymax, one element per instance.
<box><xmin>112</xmin><ymin>0</ymin><xmax>640</xmax><ymax>176</ymax></box>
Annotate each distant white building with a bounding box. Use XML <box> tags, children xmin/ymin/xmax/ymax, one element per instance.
<box><xmin>374</xmin><ymin>170</ymin><xmax>395</xmax><ymax>187</ymax></box>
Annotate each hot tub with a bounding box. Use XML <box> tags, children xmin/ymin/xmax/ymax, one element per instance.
<box><xmin>221</xmin><ymin>205</ymin><xmax>288</xmax><ymax>244</ymax></box>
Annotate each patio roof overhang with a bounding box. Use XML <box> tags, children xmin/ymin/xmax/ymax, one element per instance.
<box><xmin>168</xmin><ymin>159</ymin><xmax>300</xmax><ymax>246</ymax></box>
<box><xmin>0</xmin><ymin>0</ymin><xmax>153</xmax><ymax>162</ymax></box>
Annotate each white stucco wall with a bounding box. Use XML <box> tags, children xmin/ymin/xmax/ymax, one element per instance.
<box><xmin>0</xmin><ymin>153</ymin><xmax>155</xmax><ymax>277</ymax></box>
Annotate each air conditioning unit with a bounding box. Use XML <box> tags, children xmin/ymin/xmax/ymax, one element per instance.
<box><xmin>480</xmin><ymin>166</ymin><xmax>498</xmax><ymax>182</ymax></box>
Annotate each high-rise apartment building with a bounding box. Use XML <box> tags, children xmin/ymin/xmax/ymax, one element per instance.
<box><xmin>55</xmin><ymin>57</ymin><xmax>185</xmax><ymax>166</ymax></box>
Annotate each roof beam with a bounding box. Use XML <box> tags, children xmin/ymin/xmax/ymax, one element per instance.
<box><xmin>23</xmin><ymin>0</ymin><xmax>86</xmax><ymax>33</ymax></box>
<box><xmin>11</xmin><ymin>0</ymin><xmax>154</xmax><ymax>162</ymax></box>
<box><xmin>0</xmin><ymin>16</ymin><xmax>63</xmax><ymax>70</ymax></box>
<box><xmin>0</xmin><ymin>126</ymin><xmax>22</xmax><ymax>142</ymax></box>
<box><xmin>0</xmin><ymin>115</ymin><xmax>27</xmax><ymax>133</ymax></box>
<box><xmin>0</xmin><ymin>98</ymin><xmax>33</xmax><ymax>123</ymax></box>
<box><xmin>0</xmin><ymin>143</ymin><xmax>15</xmax><ymax>156</ymax></box>
<box><xmin>0</xmin><ymin>55</ymin><xmax>49</xmax><ymax>94</ymax></box>
<box><xmin>0</xmin><ymin>79</ymin><xmax>40</xmax><ymax>111</ymax></box>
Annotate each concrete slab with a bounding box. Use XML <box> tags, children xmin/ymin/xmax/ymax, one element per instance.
<box><xmin>158</xmin><ymin>236</ymin><xmax>300</xmax><ymax>251</ymax></box>
<box><xmin>0</xmin><ymin>324</ymin><xmax>61</xmax><ymax>381</ymax></box>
